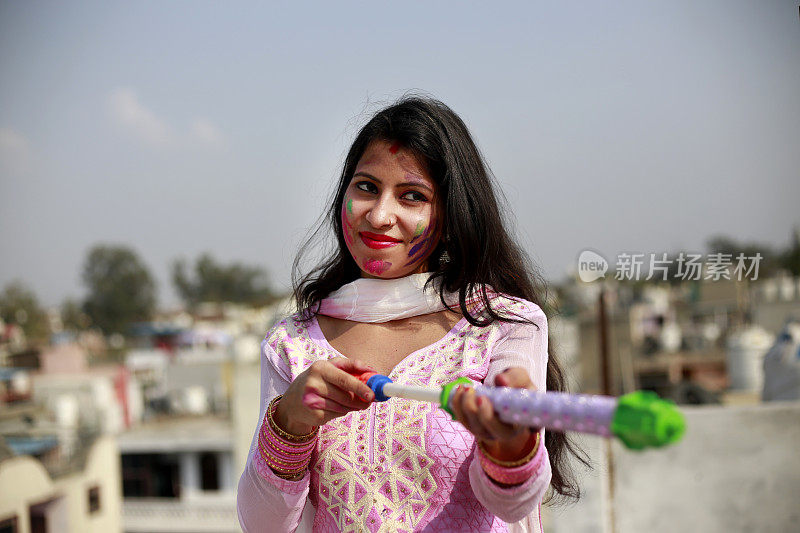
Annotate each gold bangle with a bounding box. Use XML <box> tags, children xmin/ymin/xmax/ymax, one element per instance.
<box><xmin>478</xmin><ymin>431</ymin><xmax>540</xmax><ymax>468</ymax></box>
<box><xmin>259</xmin><ymin>450</ymin><xmax>309</xmax><ymax>476</ymax></box>
<box><xmin>267</xmin><ymin>395</ymin><xmax>319</xmax><ymax>442</ymax></box>
<box><xmin>259</xmin><ymin>432</ymin><xmax>314</xmax><ymax>456</ymax></box>
<box><xmin>270</xmin><ymin>464</ymin><xmax>308</xmax><ymax>479</ymax></box>
<box><xmin>274</xmin><ymin>469</ymin><xmax>307</xmax><ymax>481</ymax></box>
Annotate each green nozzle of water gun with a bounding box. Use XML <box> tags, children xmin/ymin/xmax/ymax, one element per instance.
<box><xmin>611</xmin><ymin>391</ymin><xmax>686</xmax><ymax>450</ymax></box>
<box><xmin>441</xmin><ymin>377</ymin><xmax>473</xmax><ymax>418</ymax></box>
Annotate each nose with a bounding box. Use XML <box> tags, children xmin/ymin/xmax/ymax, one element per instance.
<box><xmin>365</xmin><ymin>193</ymin><xmax>397</xmax><ymax>228</ymax></box>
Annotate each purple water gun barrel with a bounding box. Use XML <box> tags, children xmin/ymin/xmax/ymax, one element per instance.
<box><xmin>475</xmin><ymin>387</ymin><xmax>617</xmax><ymax>438</ymax></box>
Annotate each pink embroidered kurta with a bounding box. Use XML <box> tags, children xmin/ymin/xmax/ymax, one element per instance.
<box><xmin>237</xmin><ymin>295</ymin><xmax>552</xmax><ymax>532</ymax></box>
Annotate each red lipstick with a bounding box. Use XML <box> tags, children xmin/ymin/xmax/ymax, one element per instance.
<box><xmin>360</xmin><ymin>232</ymin><xmax>402</xmax><ymax>249</ymax></box>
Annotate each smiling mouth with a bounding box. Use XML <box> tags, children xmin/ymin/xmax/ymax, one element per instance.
<box><xmin>360</xmin><ymin>233</ymin><xmax>402</xmax><ymax>249</ymax></box>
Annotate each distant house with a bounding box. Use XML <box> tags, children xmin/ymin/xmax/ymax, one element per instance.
<box><xmin>0</xmin><ymin>433</ymin><xmax>122</xmax><ymax>532</ymax></box>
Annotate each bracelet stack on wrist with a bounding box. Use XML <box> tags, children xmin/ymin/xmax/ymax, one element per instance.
<box><xmin>477</xmin><ymin>431</ymin><xmax>541</xmax><ymax>486</ymax></box>
<box><xmin>258</xmin><ymin>394</ymin><xmax>319</xmax><ymax>480</ymax></box>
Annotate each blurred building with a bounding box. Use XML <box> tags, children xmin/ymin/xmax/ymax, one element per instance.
<box><xmin>752</xmin><ymin>273</ymin><xmax>800</xmax><ymax>333</ymax></box>
<box><xmin>118</xmin><ymin>416</ymin><xmax>237</xmax><ymax>533</ymax></box>
<box><xmin>120</xmin><ymin>343</ymin><xmax>238</xmax><ymax>532</ymax></box>
<box><xmin>0</xmin><ymin>337</ymin><xmax>135</xmax><ymax>533</ymax></box>
<box><xmin>0</xmin><ymin>435</ymin><xmax>122</xmax><ymax>533</ymax></box>
<box><xmin>557</xmin><ymin>274</ymin><xmax>800</xmax><ymax>404</ymax></box>
<box><xmin>117</xmin><ymin>299</ymin><xmax>286</xmax><ymax>533</ymax></box>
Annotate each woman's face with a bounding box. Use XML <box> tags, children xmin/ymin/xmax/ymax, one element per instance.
<box><xmin>341</xmin><ymin>139</ymin><xmax>443</xmax><ymax>279</ymax></box>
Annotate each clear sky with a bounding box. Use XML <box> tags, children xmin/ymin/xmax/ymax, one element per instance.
<box><xmin>1</xmin><ymin>1</ymin><xmax>799</xmax><ymax>307</ymax></box>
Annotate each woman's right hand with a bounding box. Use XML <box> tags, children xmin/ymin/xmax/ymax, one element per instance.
<box><xmin>274</xmin><ymin>358</ymin><xmax>376</xmax><ymax>436</ymax></box>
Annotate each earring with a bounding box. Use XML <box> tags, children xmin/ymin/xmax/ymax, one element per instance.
<box><xmin>438</xmin><ymin>233</ymin><xmax>451</xmax><ymax>265</ymax></box>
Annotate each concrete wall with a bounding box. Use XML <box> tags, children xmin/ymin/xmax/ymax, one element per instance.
<box><xmin>753</xmin><ymin>299</ymin><xmax>800</xmax><ymax>335</ymax></box>
<box><xmin>232</xmin><ymin>360</ymin><xmax>260</xmax><ymax>480</ymax></box>
<box><xmin>61</xmin><ymin>436</ymin><xmax>123</xmax><ymax>533</ymax></box>
<box><xmin>0</xmin><ymin>435</ymin><xmax>122</xmax><ymax>533</ymax></box>
<box><xmin>0</xmin><ymin>456</ymin><xmax>54</xmax><ymax>533</ymax></box>
<box><xmin>543</xmin><ymin>402</ymin><xmax>800</xmax><ymax>533</ymax></box>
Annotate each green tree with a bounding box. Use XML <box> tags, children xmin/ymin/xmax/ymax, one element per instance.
<box><xmin>0</xmin><ymin>281</ymin><xmax>49</xmax><ymax>342</ymax></box>
<box><xmin>82</xmin><ymin>245</ymin><xmax>157</xmax><ymax>335</ymax></box>
<box><xmin>779</xmin><ymin>227</ymin><xmax>800</xmax><ymax>276</ymax></box>
<box><xmin>61</xmin><ymin>297</ymin><xmax>90</xmax><ymax>331</ymax></box>
<box><xmin>706</xmin><ymin>235</ymin><xmax>780</xmax><ymax>278</ymax></box>
<box><xmin>172</xmin><ymin>253</ymin><xmax>274</xmax><ymax>309</ymax></box>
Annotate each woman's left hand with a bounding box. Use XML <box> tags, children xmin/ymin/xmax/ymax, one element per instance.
<box><xmin>450</xmin><ymin>367</ymin><xmax>539</xmax><ymax>461</ymax></box>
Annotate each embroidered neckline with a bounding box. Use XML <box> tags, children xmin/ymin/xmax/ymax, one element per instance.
<box><xmin>308</xmin><ymin>314</ymin><xmax>471</xmax><ymax>379</ymax></box>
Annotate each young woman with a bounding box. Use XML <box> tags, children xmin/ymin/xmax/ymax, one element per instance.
<box><xmin>237</xmin><ymin>96</ymin><xmax>581</xmax><ymax>532</ymax></box>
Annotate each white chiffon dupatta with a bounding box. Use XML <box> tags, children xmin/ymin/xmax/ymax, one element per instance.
<box><xmin>318</xmin><ymin>273</ymin><xmax>462</xmax><ymax>322</ymax></box>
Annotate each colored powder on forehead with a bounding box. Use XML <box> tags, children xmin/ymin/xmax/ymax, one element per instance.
<box><xmin>364</xmin><ymin>259</ymin><xmax>392</xmax><ymax>275</ymax></box>
<box><xmin>389</xmin><ymin>142</ymin><xmax>400</xmax><ymax>154</ymax></box>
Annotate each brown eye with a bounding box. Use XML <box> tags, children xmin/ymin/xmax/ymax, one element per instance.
<box><xmin>355</xmin><ymin>181</ymin><xmax>378</xmax><ymax>193</ymax></box>
<box><xmin>402</xmin><ymin>191</ymin><xmax>428</xmax><ymax>202</ymax></box>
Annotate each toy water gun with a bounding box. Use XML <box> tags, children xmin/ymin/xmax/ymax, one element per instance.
<box><xmin>354</xmin><ymin>372</ymin><xmax>685</xmax><ymax>450</ymax></box>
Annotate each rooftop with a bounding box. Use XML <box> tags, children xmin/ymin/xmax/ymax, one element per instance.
<box><xmin>118</xmin><ymin>416</ymin><xmax>232</xmax><ymax>453</ymax></box>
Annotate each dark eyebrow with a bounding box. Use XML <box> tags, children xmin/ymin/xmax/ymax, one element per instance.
<box><xmin>353</xmin><ymin>172</ymin><xmax>434</xmax><ymax>194</ymax></box>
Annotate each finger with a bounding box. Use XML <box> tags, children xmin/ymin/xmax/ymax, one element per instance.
<box><xmin>321</xmin><ymin>361</ymin><xmax>375</xmax><ymax>402</ymax></box>
<box><xmin>475</xmin><ymin>395</ymin><xmax>519</xmax><ymax>441</ymax></box>
<box><xmin>450</xmin><ymin>385</ymin><xmax>469</xmax><ymax>426</ymax></box>
<box><xmin>307</xmin><ymin>382</ymin><xmax>371</xmax><ymax>411</ymax></box>
<box><xmin>301</xmin><ymin>390</ymin><xmax>352</xmax><ymax>414</ymax></box>
<box><xmin>495</xmin><ymin>367</ymin><xmax>534</xmax><ymax>390</ymax></box>
<box><xmin>462</xmin><ymin>389</ymin><xmax>495</xmax><ymax>441</ymax></box>
<box><xmin>330</xmin><ymin>357</ymin><xmax>376</xmax><ymax>376</ymax></box>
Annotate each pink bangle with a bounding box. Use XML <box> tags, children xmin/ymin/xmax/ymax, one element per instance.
<box><xmin>259</xmin><ymin>431</ymin><xmax>313</xmax><ymax>464</ymax></box>
<box><xmin>260</xmin><ymin>426</ymin><xmax>317</xmax><ymax>455</ymax></box>
<box><xmin>258</xmin><ymin>427</ymin><xmax>315</xmax><ymax>475</ymax></box>
<box><xmin>477</xmin><ymin>435</ymin><xmax>543</xmax><ymax>486</ymax></box>
<box><xmin>257</xmin><ymin>396</ymin><xmax>318</xmax><ymax>477</ymax></box>
<box><xmin>258</xmin><ymin>439</ymin><xmax>309</xmax><ymax>470</ymax></box>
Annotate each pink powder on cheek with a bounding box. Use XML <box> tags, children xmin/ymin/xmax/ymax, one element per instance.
<box><xmin>364</xmin><ymin>259</ymin><xmax>392</xmax><ymax>275</ymax></box>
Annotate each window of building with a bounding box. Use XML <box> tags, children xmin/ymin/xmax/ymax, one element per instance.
<box><xmin>200</xmin><ymin>452</ymin><xmax>219</xmax><ymax>491</ymax></box>
<box><xmin>88</xmin><ymin>486</ymin><xmax>101</xmax><ymax>514</ymax></box>
<box><xmin>29</xmin><ymin>513</ymin><xmax>45</xmax><ymax>533</ymax></box>
<box><xmin>0</xmin><ymin>516</ymin><xmax>18</xmax><ymax>533</ymax></box>
<box><xmin>122</xmin><ymin>453</ymin><xmax>180</xmax><ymax>498</ymax></box>
<box><xmin>27</xmin><ymin>497</ymin><xmax>66</xmax><ymax>533</ymax></box>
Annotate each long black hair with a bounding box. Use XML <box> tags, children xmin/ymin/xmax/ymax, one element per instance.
<box><xmin>292</xmin><ymin>94</ymin><xmax>587</xmax><ymax>503</ymax></box>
